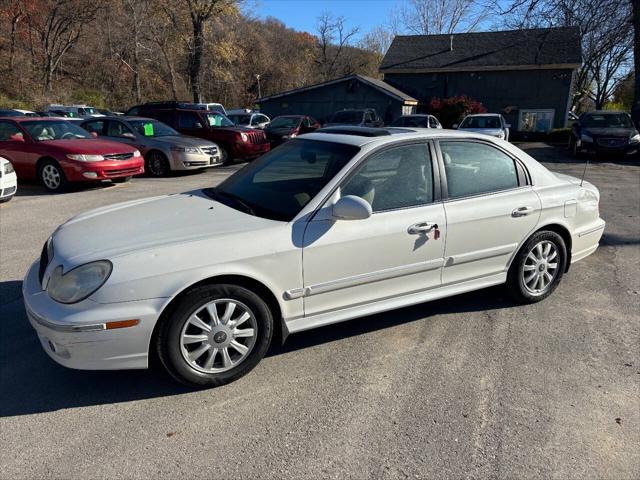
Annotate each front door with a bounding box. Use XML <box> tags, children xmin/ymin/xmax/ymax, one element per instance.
<box><xmin>438</xmin><ymin>140</ymin><xmax>541</xmax><ymax>284</ymax></box>
<box><xmin>302</xmin><ymin>142</ymin><xmax>446</xmax><ymax>318</ymax></box>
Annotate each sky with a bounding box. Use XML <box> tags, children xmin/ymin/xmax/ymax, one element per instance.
<box><xmin>253</xmin><ymin>0</ymin><xmax>408</xmax><ymax>38</ymax></box>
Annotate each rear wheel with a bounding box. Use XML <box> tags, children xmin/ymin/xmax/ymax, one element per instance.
<box><xmin>506</xmin><ymin>230</ymin><xmax>567</xmax><ymax>303</ymax></box>
<box><xmin>39</xmin><ymin>159</ymin><xmax>69</xmax><ymax>193</ymax></box>
<box><xmin>220</xmin><ymin>146</ymin><xmax>234</xmax><ymax>165</ymax></box>
<box><xmin>145</xmin><ymin>151</ymin><xmax>170</xmax><ymax>177</ymax></box>
<box><xmin>156</xmin><ymin>284</ymin><xmax>273</xmax><ymax>388</ymax></box>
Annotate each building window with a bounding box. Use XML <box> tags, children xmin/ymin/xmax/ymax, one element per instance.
<box><xmin>519</xmin><ymin>109</ymin><xmax>555</xmax><ymax>133</ymax></box>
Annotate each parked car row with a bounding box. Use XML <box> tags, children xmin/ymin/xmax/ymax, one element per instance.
<box><xmin>569</xmin><ymin>110</ymin><xmax>639</xmax><ymax>158</ymax></box>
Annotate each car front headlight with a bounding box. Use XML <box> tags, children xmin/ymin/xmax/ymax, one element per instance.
<box><xmin>47</xmin><ymin>260</ymin><xmax>112</xmax><ymax>304</ymax></box>
<box><xmin>67</xmin><ymin>154</ymin><xmax>105</xmax><ymax>162</ymax></box>
<box><xmin>240</xmin><ymin>133</ymin><xmax>248</xmax><ymax>142</ymax></box>
<box><xmin>4</xmin><ymin>162</ymin><xmax>14</xmax><ymax>174</ymax></box>
<box><xmin>630</xmin><ymin>133</ymin><xmax>640</xmax><ymax>143</ymax></box>
<box><xmin>133</xmin><ymin>149</ymin><xmax>141</xmax><ymax>157</ymax></box>
<box><xmin>581</xmin><ymin>133</ymin><xmax>593</xmax><ymax>143</ymax></box>
<box><xmin>171</xmin><ymin>146</ymin><xmax>200</xmax><ymax>154</ymax></box>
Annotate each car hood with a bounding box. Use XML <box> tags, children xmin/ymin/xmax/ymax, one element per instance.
<box><xmin>52</xmin><ymin>190</ymin><xmax>281</xmax><ymax>265</ymax></box>
<box><xmin>583</xmin><ymin>127</ymin><xmax>634</xmax><ymax>137</ymax></box>
<box><xmin>146</xmin><ymin>135</ymin><xmax>216</xmax><ymax>148</ymax></box>
<box><xmin>457</xmin><ymin>127</ymin><xmax>504</xmax><ymax>136</ymax></box>
<box><xmin>39</xmin><ymin>138</ymin><xmax>136</xmax><ymax>154</ymax></box>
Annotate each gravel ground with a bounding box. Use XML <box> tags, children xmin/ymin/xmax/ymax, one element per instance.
<box><xmin>0</xmin><ymin>145</ymin><xmax>638</xmax><ymax>479</ymax></box>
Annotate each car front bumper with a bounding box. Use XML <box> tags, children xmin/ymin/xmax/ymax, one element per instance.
<box><xmin>578</xmin><ymin>140</ymin><xmax>638</xmax><ymax>156</ymax></box>
<box><xmin>231</xmin><ymin>141</ymin><xmax>270</xmax><ymax>159</ymax></box>
<box><xmin>0</xmin><ymin>171</ymin><xmax>17</xmax><ymax>198</ymax></box>
<box><xmin>23</xmin><ymin>261</ymin><xmax>164</xmax><ymax>370</ymax></box>
<box><xmin>62</xmin><ymin>158</ymin><xmax>145</xmax><ymax>181</ymax></box>
<box><xmin>169</xmin><ymin>150</ymin><xmax>222</xmax><ymax>170</ymax></box>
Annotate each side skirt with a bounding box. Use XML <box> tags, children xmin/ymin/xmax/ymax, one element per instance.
<box><xmin>285</xmin><ymin>272</ymin><xmax>507</xmax><ymax>334</ymax></box>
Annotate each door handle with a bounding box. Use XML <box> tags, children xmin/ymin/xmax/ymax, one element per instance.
<box><xmin>407</xmin><ymin>222</ymin><xmax>438</xmax><ymax>234</ymax></box>
<box><xmin>512</xmin><ymin>206</ymin><xmax>534</xmax><ymax>217</ymax></box>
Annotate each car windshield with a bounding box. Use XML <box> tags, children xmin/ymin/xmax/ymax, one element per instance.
<box><xmin>330</xmin><ymin>111</ymin><xmax>363</xmax><ymax>124</ymax></box>
<box><xmin>128</xmin><ymin>119</ymin><xmax>178</xmax><ymax>137</ymax></box>
<box><xmin>22</xmin><ymin>120</ymin><xmax>92</xmax><ymax>141</ymax></box>
<box><xmin>269</xmin><ymin>117</ymin><xmax>301</xmax><ymax>129</ymax></box>
<box><xmin>206</xmin><ymin>113</ymin><xmax>234</xmax><ymax>127</ymax></box>
<box><xmin>460</xmin><ymin>116</ymin><xmax>502</xmax><ymax>129</ymax></box>
<box><xmin>583</xmin><ymin>113</ymin><xmax>633</xmax><ymax>129</ymax></box>
<box><xmin>228</xmin><ymin>114</ymin><xmax>251</xmax><ymax>125</ymax></box>
<box><xmin>209</xmin><ymin>139</ymin><xmax>360</xmax><ymax>221</ymax></box>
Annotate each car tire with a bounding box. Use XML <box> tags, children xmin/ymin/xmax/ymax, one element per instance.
<box><xmin>506</xmin><ymin>230</ymin><xmax>567</xmax><ymax>304</ymax></box>
<box><xmin>156</xmin><ymin>284</ymin><xmax>274</xmax><ymax>388</ymax></box>
<box><xmin>220</xmin><ymin>146</ymin><xmax>233</xmax><ymax>165</ymax></box>
<box><xmin>145</xmin><ymin>151</ymin><xmax>170</xmax><ymax>177</ymax></box>
<box><xmin>38</xmin><ymin>159</ymin><xmax>69</xmax><ymax>193</ymax></box>
<box><xmin>112</xmin><ymin>176</ymin><xmax>132</xmax><ymax>184</ymax></box>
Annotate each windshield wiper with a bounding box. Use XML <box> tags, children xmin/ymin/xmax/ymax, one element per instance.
<box><xmin>206</xmin><ymin>188</ymin><xmax>256</xmax><ymax>216</ymax></box>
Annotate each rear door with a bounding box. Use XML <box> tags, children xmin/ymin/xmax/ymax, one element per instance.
<box><xmin>437</xmin><ymin>139</ymin><xmax>540</xmax><ymax>284</ymax></box>
<box><xmin>301</xmin><ymin>141</ymin><xmax>446</xmax><ymax>317</ymax></box>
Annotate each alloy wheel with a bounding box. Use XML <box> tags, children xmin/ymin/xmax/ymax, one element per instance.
<box><xmin>522</xmin><ymin>240</ymin><xmax>559</xmax><ymax>295</ymax></box>
<box><xmin>179</xmin><ymin>299</ymin><xmax>258</xmax><ymax>374</ymax></box>
<box><xmin>42</xmin><ymin>164</ymin><xmax>61</xmax><ymax>190</ymax></box>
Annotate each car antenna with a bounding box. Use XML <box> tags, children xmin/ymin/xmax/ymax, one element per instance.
<box><xmin>580</xmin><ymin>156</ymin><xmax>589</xmax><ymax>187</ymax></box>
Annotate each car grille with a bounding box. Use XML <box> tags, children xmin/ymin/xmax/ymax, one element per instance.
<box><xmin>104</xmin><ymin>152</ymin><xmax>134</xmax><ymax>160</ymax></box>
<box><xmin>200</xmin><ymin>146</ymin><xmax>218</xmax><ymax>156</ymax></box>
<box><xmin>38</xmin><ymin>241</ymin><xmax>50</xmax><ymax>285</ymax></box>
<box><xmin>1</xmin><ymin>186</ymin><xmax>16</xmax><ymax>196</ymax></box>
<box><xmin>104</xmin><ymin>167</ymin><xmax>141</xmax><ymax>177</ymax></box>
<box><xmin>246</xmin><ymin>131</ymin><xmax>268</xmax><ymax>144</ymax></box>
<box><xmin>596</xmin><ymin>137</ymin><xmax>627</xmax><ymax>148</ymax></box>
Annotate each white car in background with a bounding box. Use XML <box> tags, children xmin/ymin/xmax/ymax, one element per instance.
<box><xmin>227</xmin><ymin>110</ymin><xmax>271</xmax><ymax>129</ymax></box>
<box><xmin>24</xmin><ymin>127</ymin><xmax>604</xmax><ymax>387</ymax></box>
<box><xmin>0</xmin><ymin>156</ymin><xmax>17</xmax><ymax>202</ymax></box>
<box><xmin>456</xmin><ymin>113</ymin><xmax>510</xmax><ymax>141</ymax></box>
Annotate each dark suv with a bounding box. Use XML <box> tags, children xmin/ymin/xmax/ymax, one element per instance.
<box><xmin>125</xmin><ymin>102</ymin><xmax>270</xmax><ymax>162</ymax></box>
<box><xmin>324</xmin><ymin>109</ymin><xmax>384</xmax><ymax>128</ymax></box>
<box><xmin>569</xmin><ymin>111</ymin><xmax>639</xmax><ymax>158</ymax></box>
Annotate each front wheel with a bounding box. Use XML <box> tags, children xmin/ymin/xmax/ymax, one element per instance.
<box><xmin>145</xmin><ymin>151</ymin><xmax>170</xmax><ymax>177</ymax></box>
<box><xmin>506</xmin><ymin>231</ymin><xmax>567</xmax><ymax>304</ymax></box>
<box><xmin>39</xmin><ymin>159</ymin><xmax>69</xmax><ymax>193</ymax></box>
<box><xmin>156</xmin><ymin>284</ymin><xmax>273</xmax><ymax>388</ymax></box>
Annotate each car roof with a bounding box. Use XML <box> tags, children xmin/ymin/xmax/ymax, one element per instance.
<box><xmin>302</xmin><ymin>127</ymin><xmax>496</xmax><ymax>147</ymax></box>
<box><xmin>1</xmin><ymin>116</ymin><xmax>70</xmax><ymax>122</ymax></box>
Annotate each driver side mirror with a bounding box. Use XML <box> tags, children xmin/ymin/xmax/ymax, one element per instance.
<box><xmin>332</xmin><ymin>195</ymin><xmax>372</xmax><ymax>221</ymax></box>
<box><xmin>9</xmin><ymin>133</ymin><xmax>25</xmax><ymax>142</ymax></box>
<box><xmin>194</xmin><ymin>122</ymin><xmax>203</xmax><ymax>129</ymax></box>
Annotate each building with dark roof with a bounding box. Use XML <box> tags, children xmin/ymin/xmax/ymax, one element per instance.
<box><xmin>257</xmin><ymin>27</ymin><xmax>581</xmax><ymax>132</ymax></box>
<box><xmin>381</xmin><ymin>27</ymin><xmax>582</xmax><ymax>132</ymax></box>
<box><xmin>257</xmin><ymin>75</ymin><xmax>418</xmax><ymax>124</ymax></box>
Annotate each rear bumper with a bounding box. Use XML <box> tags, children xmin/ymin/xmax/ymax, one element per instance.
<box><xmin>572</xmin><ymin>218</ymin><xmax>606</xmax><ymax>264</ymax></box>
<box><xmin>23</xmin><ymin>261</ymin><xmax>163</xmax><ymax>370</ymax></box>
<box><xmin>62</xmin><ymin>158</ymin><xmax>145</xmax><ymax>181</ymax></box>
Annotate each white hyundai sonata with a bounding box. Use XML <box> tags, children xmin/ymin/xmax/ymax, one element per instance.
<box><xmin>23</xmin><ymin>127</ymin><xmax>605</xmax><ymax>387</ymax></box>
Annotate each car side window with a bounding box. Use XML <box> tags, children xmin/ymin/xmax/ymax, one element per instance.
<box><xmin>83</xmin><ymin>120</ymin><xmax>105</xmax><ymax>135</ymax></box>
<box><xmin>0</xmin><ymin>121</ymin><xmax>23</xmax><ymax>141</ymax></box>
<box><xmin>178</xmin><ymin>112</ymin><xmax>201</xmax><ymax>129</ymax></box>
<box><xmin>107</xmin><ymin>121</ymin><xmax>134</xmax><ymax>137</ymax></box>
<box><xmin>341</xmin><ymin>143</ymin><xmax>433</xmax><ymax>212</ymax></box>
<box><xmin>440</xmin><ymin>141</ymin><xmax>519</xmax><ymax>199</ymax></box>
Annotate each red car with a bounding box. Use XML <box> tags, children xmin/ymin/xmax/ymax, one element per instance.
<box><xmin>0</xmin><ymin>117</ymin><xmax>144</xmax><ymax>192</ymax></box>
<box><xmin>126</xmin><ymin>103</ymin><xmax>270</xmax><ymax>163</ymax></box>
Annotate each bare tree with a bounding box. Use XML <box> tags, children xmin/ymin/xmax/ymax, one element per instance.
<box><xmin>314</xmin><ymin>13</ymin><xmax>359</xmax><ymax>81</ymax></box>
<box><xmin>22</xmin><ymin>0</ymin><xmax>100</xmax><ymax>91</ymax></box>
<box><xmin>123</xmin><ymin>0</ymin><xmax>150</xmax><ymax>103</ymax></box>
<box><xmin>632</xmin><ymin>0</ymin><xmax>640</xmax><ymax>126</ymax></box>
<box><xmin>401</xmin><ymin>0</ymin><xmax>486</xmax><ymax>35</ymax></box>
<box><xmin>183</xmin><ymin>0</ymin><xmax>236</xmax><ymax>103</ymax></box>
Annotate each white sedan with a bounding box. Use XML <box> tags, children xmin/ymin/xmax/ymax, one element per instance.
<box><xmin>0</xmin><ymin>156</ymin><xmax>17</xmax><ymax>202</ymax></box>
<box><xmin>23</xmin><ymin>127</ymin><xmax>605</xmax><ymax>387</ymax></box>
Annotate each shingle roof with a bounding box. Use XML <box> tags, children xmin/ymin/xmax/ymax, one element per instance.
<box><xmin>257</xmin><ymin>75</ymin><xmax>418</xmax><ymax>104</ymax></box>
<box><xmin>380</xmin><ymin>27</ymin><xmax>581</xmax><ymax>72</ymax></box>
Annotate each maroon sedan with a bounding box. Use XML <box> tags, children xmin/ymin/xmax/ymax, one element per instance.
<box><xmin>0</xmin><ymin>117</ymin><xmax>144</xmax><ymax>192</ymax></box>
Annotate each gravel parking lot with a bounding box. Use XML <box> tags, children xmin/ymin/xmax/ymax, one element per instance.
<box><xmin>1</xmin><ymin>144</ymin><xmax>638</xmax><ymax>479</ymax></box>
